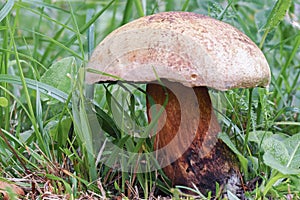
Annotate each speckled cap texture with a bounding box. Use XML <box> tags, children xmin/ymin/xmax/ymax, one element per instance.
<box><xmin>86</xmin><ymin>11</ymin><xmax>270</xmax><ymax>91</ymax></box>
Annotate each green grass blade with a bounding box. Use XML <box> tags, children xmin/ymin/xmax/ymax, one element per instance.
<box><xmin>134</xmin><ymin>0</ymin><xmax>145</xmax><ymax>17</ymax></box>
<box><xmin>230</xmin><ymin>3</ymin><xmax>254</xmax><ymax>41</ymax></box>
<box><xmin>0</xmin><ymin>74</ymin><xmax>70</xmax><ymax>104</ymax></box>
<box><xmin>35</xmin><ymin>84</ymin><xmax>44</xmax><ymax>138</ymax></box>
<box><xmin>0</xmin><ymin>128</ymin><xmax>40</xmax><ymax>169</ymax></box>
<box><xmin>28</xmin><ymin>29</ymin><xmax>84</xmax><ymax>60</ymax></box>
<box><xmin>87</xmin><ymin>8</ymin><xmax>95</xmax><ymax>58</ymax></box>
<box><xmin>0</xmin><ymin>12</ymin><xmax>10</xmax><ymax>131</ymax></box>
<box><xmin>52</xmin><ymin>0</ymin><xmax>115</xmax><ymax>61</ymax></box>
<box><xmin>6</xmin><ymin>13</ymin><xmax>49</xmax><ymax>155</ymax></box>
<box><xmin>122</xmin><ymin>0</ymin><xmax>134</xmax><ymax>25</ymax></box>
<box><xmin>0</xmin><ymin>0</ymin><xmax>14</xmax><ymax>22</ymax></box>
<box><xmin>217</xmin><ymin>0</ymin><xmax>233</xmax><ymax>21</ymax></box>
<box><xmin>0</xmin><ymin>47</ymin><xmax>46</xmax><ymax>70</ymax></box>
<box><xmin>165</xmin><ymin>0</ymin><xmax>174</xmax><ymax>11</ymax></box>
<box><xmin>262</xmin><ymin>0</ymin><xmax>292</xmax><ymax>31</ymax></box>
<box><xmin>181</xmin><ymin>0</ymin><xmax>190</xmax><ymax>11</ymax></box>
<box><xmin>106</xmin><ymin>0</ymin><xmax>119</xmax><ymax>34</ymax></box>
<box><xmin>40</xmin><ymin>25</ymin><xmax>70</xmax><ymax>64</ymax></box>
<box><xmin>272</xmin><ymin>33</ymin><xmax>300</xmax><ymax>100</ymax></box>
<box><xmin>16</xmin><ymin>3</ymin><xmax>75</xmax><ymax>32</ymax></box>
<box><xmin>0</xmin><ymin>86</ymin><xmax>31</xmax><ymax>126</ymax></box>
<box><xmin>243</xmin><ymin>88</ymin><xmax>253</xmax><ymax>155</ymax></box>
<box><xmin>20</xmin><ymin>0</ymin><xmax>75</xmax><ymax>14</ymax></box>
<box><xmin>68</xmin><ymin>1</ymin><xmax>85</xmax><ymax>60</ymax></box>
<box><xmin>259</xmin><ymin>0</ymin><xmax>292</xmax><ymax>48</ymax></box>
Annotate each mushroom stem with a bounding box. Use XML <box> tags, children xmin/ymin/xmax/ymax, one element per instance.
<box><xmin>146</xmin><ymin>80</ymin><xmax>241</xmax><ymax>195</ymax></box>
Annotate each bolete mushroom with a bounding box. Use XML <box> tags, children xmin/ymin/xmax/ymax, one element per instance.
<box><xmin>86</xmin><ymin>12</ymin><xmax>270</xmax><ymax>196</ymax></box>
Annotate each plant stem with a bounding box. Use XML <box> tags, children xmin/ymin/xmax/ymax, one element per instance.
<box><xmin>1</xmin><ymin>17</ymin><xmax>10</xmax><ymax>131</ymax></box>
<box><xmin>243</xmin><ymin>88</ymin><xmax>253</xmax><ymax>155</ymax></box>
<box><xmin>259</xmin><ymin>29</ymin><xmax>269</xmax><ymax>49</ymax></box>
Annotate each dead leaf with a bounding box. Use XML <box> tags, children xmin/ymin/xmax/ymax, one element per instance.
<box><xmin>0</xmin><ymin>180</ymin><xmax>24</xmax><ymax>200</ymax></box>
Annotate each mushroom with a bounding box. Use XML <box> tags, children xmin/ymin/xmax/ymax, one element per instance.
<box><xmin>86</xmin><ymin>12</ymin><xmax>270</xmax><ymax>195</ymax></box>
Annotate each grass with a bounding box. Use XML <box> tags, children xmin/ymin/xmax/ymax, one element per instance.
<box><xmin>0</xmin><ymin>0</ymin><xmax>300</xmax><ymax>199</ymax></box>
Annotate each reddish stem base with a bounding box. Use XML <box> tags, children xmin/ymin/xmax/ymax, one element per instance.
<box><xmin>146</xmin><ymin>80</ymin><xmax>241</xmax><ymax>196</ymax></box>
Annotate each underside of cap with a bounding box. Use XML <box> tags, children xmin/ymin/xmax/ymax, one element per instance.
<box><xmin>86</xmin><ymin>11</ymin><xmax>271</xmax><ymax>91</ymax></box>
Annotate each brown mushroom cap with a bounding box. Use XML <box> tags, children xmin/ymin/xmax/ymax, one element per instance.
<box><xmin>86</xmin><ymin>11</ymin><xmax>270</xmax><ymax>91</ymax></box>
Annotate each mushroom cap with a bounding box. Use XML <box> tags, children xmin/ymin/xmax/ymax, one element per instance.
<box><xmin>86</xmin><ymin>11</ymin><xmax>270</xmax><ymax>91</ymax></box>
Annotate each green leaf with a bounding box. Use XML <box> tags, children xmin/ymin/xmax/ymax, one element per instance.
<box><xmin>263</xmin><ymin>136</ymin><xmax>289</xmax><ymax>165</ymax></box>
<box><xmin>262</xmin><ymin>133</ymin><xmax>300</xmax><ymax>175</ymax></box>
<box><xmin>44</xmin><ymin>117</ymin><xmax>72</xmax><ymax>145</ymax></box>
<box><xmin>248</xmin><ymin>131</ymin><xmax>273</xmax><ymax>145</ymax></box>
<box><xmin>41</xmin><ymin>57</ymin><xmax>75</xmax><ymax>94</ymax></box>
<box><xmin>0</xmin><ymin>97</ymin><xmax>8</xmax><ymax>107</ymax></box>
<box><xmin>262</xmin><ymin>0</ymin><xmax>292</xmax><ymax>31</ymax></box>
<box><xmin>284</xmin><ymin>134</ymin><xmax>300</xmax><ymax>169</ymax></box>
<box><xmin>263</xmin><ymin>152</ymin><xmax>300</xmax><ymax>175</ymax></box>
<box><xmin>94</xmin><ymin>105</ymin><xmax>120</xmax><ymax>139</ymax></box>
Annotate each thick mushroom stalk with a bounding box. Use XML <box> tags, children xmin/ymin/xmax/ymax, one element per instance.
<box><xmin>146</xmin><ymin>80</ymin><xmax>240</xmax><ymax>195</ymax></box>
